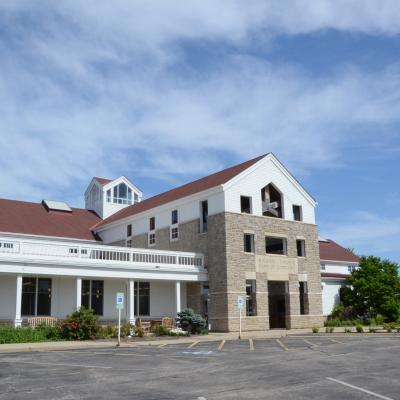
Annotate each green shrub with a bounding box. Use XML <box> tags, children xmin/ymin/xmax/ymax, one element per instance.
<box><xmin>121</xmin><ymin>323</ymin><xmax>135</xmax><ymax>337</ymax></box>
<box><xmin>356</xmin><ymin>324</ymin><xmax>363</xmax><ymax>333</ymax></box>
<box><xmin>325</xmin><ymin>326</ymin><xmax>334</xmax><ymax>333</ymax></box>
<box><xmin>369</xmin><ymin>314</ymin><xmax>385</xmax><ymax>326</ymax></box>
<box><xmin>177</xmin><ymin>309</ymin><xmax>206</xmax><ymax>334</ymax></box>
<box><xmin>324</xmin><ymin>319</ymin><xmax>364</xmax><ymax>327</ymax></box>
<box><xmin>312</xmin><ymin>326</ymin><xmax>319</xmax><ymax>333</ymax></box>
<box><xmin>151</xmin><ymin>325</ymin><xmax>169</xmax><ymax>336</ymax></box>
<box><xmin>60</xmin><ymin>307</ymin><xmax>100</xmax><ymax>340</ymax></box>
<box><xmin>135</xmin><ymin>327</ymin><xmax>144</xmax><ymax>337</ymax></box>
<box><xmin>369</xmin><ymin>327</ymin><xmax>377</xmax><ymax>333</ymax></box>
<box><xmin>383</xmin><ymin>322</ymin><xmax>396</xmax><ymax>332</ymax></box>
<box><xmin>0</xmin><ymin>325</ymin><xmax>62</xmax><ymax>344</ymax></box>
<box><xmin>344</xmin><ymin>327</ymin><xmax>352</xmax><ymax>333</ymax></box>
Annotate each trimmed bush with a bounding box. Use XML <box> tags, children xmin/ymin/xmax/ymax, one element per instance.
<box><xmin>325</xmin><ymin>326</ymin><xmax>334</xmax><ymax>333</ymax></box>
<box><xmin>344</xmin><ymin>327</ymin><xmax>352</xmax><ymax>333</ymax></box>
<box><xmin>177</xmin><ymin>309</ymin><xmax>206</xmax><ymax>334</ymax></box>
<box><xmin>312</xmin><ymin>326</ymin><xmax>319</xmax><ymax>333</ymax></box>
<box><xmin>356</xmin><ymin>324</ymin><xmax>363</xmax><ymax>333</ymax></box>
<box><xmin>60</xmin><ymin>307</ymin><xmax>100</xmax><ymax>340</ymax></box>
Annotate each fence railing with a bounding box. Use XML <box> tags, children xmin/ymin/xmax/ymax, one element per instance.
<box><xmin>0</xmin><ymin>238</ymin><xmax>204</xmax><ymax>268</ymax></box>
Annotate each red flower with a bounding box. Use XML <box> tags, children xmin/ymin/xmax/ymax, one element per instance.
<box><xmin>71</xmin><ymin>322</ymin><xmax>78</xmax><ymax>330</ymax></box>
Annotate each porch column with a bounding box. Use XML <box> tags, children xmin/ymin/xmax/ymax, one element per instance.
<box><xmin>128</xmin><ymin>279</ymin><xmax>135</xmax><ymax>325</ymax></box>
<box><xmin>76</xmin><ymin>277</ymin><xmax>82</xmax><ymax>310</ymax></box>
<box><xmin>15</xmin><ymin>274</ymin><xmax>22</xmax><ymax>327</ymax></box>
<box><xmin>175</xmin><ymin>281</ymin><xmax>181</xmax><ymax>315</ymax></box>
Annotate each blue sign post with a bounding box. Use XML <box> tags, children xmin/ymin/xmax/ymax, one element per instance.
<box><xmin>237</xmin><ymin>295</ymin><xmax>244</xmax><ymax>339</ymax></box>
<box><xmin>116</xmin><ymin>292</ymin><xmax>124</xmax><ymax>346</ymax></box>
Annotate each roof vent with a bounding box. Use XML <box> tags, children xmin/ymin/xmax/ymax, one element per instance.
<box><xmin>42</xmin><ymin>200</ymin><xmax>72</xmax><ymax>213</ymax></box>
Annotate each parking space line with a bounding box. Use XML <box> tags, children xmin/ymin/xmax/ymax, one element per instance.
<box><xmin>218</xmin><ymin>340</ymin><xmax>226</xmax><ymax>351</ymax></box>
<box><xmin>276</xmin><ymin>339</ymin><xmax>288</xmax><ymax>351</ymax></box>
<box><xmin>327</xmin><ymin>377</ymin><xmax>394</xmax><ymax>400</ymax></box>
<box><xmin>157</xmin><ymin>343</ymin><xmax>167</xmax><ymax>348</ymax></box>
<box><xmin>249</xmin><ymin>338</ymin><xmax>254</xmax><ymax>351</ymax></box>
<box><xmin>329</xmin><ymin>338</ymin><xmax>345</xmax><ymax>345</ymax></box>
<box><xmin>303</xmin><ymin>338</ymin><xmax>318</xmax><ymax>347</ymax></box>
<box><xmin>188</xmin><ymin>341</ymin><xmax>199</xmax><ymax>348</ymax></box>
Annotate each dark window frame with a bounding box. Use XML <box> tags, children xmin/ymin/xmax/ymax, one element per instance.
<box><xmin>293</xmin><ymin>205</ymin><xmax>302</xmax><ymax>221</ymax></box>
<box><xmin>296</xmin><ymin>239</ymin><xmax>306</xmax><ymax>257</ymax></box>
<box><xmin>81</xmin><ymin>279</ymin><xmax>104</xmax><ymax>316</ymax></box>
<box><xmin>246</xmin><ymin>280</ymin><xmax>257</xmax><ymax>316</ymax></box>
<box><xmin>21</xmin><ymin>277</ymin><xmax>52</xmax><ymax>317</ymax></box>
<box><xmin>127</xmin><ymin>224</ymin><xmax>132</xmax><ymax>237</ymax></box>
<box><xmin>265</xmin><ymin>236</ymin><xmax>287</xmax><ymax>255</ymax></box>
<box><xmin>240</xmin><ymin>196</ymin><xmax>252</xmax><ymax>214</ymax></box>
<box><xmin>243</xmin><ymin>233</ymin><xmax>255</xmax><ymax>253</ymax></box>
<box><xmin>149</xmin><ymin>217</ymin><xmax>155</xmax><ymax>231</ymax></box>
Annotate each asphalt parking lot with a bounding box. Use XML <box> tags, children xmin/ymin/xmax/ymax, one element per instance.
<box><xmin>1</xmin><ymin>335</ymin><xmax>400</xmax><ymax>399</ymax></box>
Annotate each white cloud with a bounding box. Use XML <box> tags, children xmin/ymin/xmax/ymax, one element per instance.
<box><xmin>322</xmin><ymin>211</ymin><xmax>400</xmax><ymax>260</ymax></box>
<box><xmin>1</xmin><ymin>1</ymin><xmax>400</xmax><ymax>204</ymax></box>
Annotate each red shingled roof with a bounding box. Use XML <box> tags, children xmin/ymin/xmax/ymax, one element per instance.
<box><xmin>0</xmin><ymin>199</ymin><xmax>101</xmax><ymax>241</ymax></box>
<box><xmin>94</xmin><ymin>154</ymin><xmax>268</xmax><ymax>229</ymax></box>
<box><xmin>94</xmin><ymin>177</ymin><xmax>112</xmax><ymax>186</ymax></box>
<box><xmin>319</xmin><ymin>239</ymin><xmax>359</xmax><ymax>263</ymax></box>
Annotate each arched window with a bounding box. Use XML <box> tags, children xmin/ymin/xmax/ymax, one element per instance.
<box><xmin>261</xmin><ymin>183</ymin><xmax>283</xmax><ymax>218</ymax></box>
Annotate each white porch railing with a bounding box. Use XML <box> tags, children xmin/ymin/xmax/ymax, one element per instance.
<box><xmin>0</xmin><ymin>237</ymin><xmax>204</xmax><ymax>269</ymax></box>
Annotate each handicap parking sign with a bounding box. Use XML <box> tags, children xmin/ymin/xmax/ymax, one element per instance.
<box><xmin>116</xmin><ymin>292</ymin><xmax>124</xmax><ymax>309</ymax></box>
<box><xmin>237</xmin><ymin>295</ymin><xmax>244</xmax><ymax>310</ymax></box>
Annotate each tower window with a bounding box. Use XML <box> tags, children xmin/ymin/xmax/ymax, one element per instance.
<box><xmin>240</xmin><ymin>196</ymin><xmax>252</xmax><ymax>214</ymax></box>
<box><xmin>293</xmin><ymin>205</ymin><xmax>302</xmax><ymax>221</ymax></box>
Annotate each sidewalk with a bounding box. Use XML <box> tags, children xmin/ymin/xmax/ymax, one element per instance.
<box><xmin>0</xmin><ymin>328</ymin><xmax>313</xmax><ymax>353</ymax></box>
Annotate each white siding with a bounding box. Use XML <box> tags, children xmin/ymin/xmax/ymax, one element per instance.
<box><xmin>100</xmin><ymin>190</ymin><xmax>225</xmax><ymax>244</ymax></box>
<box><xmin>322</xmin><ymin>280</ymin><xmax>345</xmax><ymax>315</ymax></box>
<box><xmin>0</xmin><ymin>274</ymin><xmax>17</xmax><ymax>319</ymax></box>
<box><xmin>320</xmin><ymin>262</ymin><xmax>356</xmax><ymax>275</ymax></box>
<box><xmin>223</xmin><ymin>157</ymin><xmax>316</xmax><ymax>224</ymax></box>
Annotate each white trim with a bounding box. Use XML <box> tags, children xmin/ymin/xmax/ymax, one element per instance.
<box><xmin>320</xmin><ymin>259</ymin><xmax>359</xmax><ymax>265</ymax></box>
<box><xmin>0</xmin><ymin>231</ymin><xmax>98</xmax><ymax>244</ymax></box>
<box><xmin>222</xmin><ymin>153</ymin><xmax>317</xmax><ymax>207</ymax></box>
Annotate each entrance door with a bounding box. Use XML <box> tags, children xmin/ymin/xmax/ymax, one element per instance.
<box><xmin>268</xmin><ymin>281</ymin><xmax>287</xmax><ymax>329</ymax></box>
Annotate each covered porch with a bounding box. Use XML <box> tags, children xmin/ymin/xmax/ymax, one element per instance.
<box><xmin>0</xmin><ymin>236</ymin><xmax>207</xmax><ymax>327</ymax></box>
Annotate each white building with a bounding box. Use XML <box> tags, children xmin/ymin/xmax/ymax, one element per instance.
<box><xmin>319</xmin><ymin>239</ymin><xmax>360</xmax><ymax>316</ymax></box>
<box><xmin>0</xmin><ymin>153</ymin><xmax>324</xmax><ymax>330</ymax></box>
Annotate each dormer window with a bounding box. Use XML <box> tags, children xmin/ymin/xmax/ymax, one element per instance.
<box><xmin>107</xmin><ymin>183</ymin><xmax>133</xmax><ymax>205</ymax></box>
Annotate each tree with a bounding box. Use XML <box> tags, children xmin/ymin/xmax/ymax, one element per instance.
<box><xmin>342</xmin><ymin>256</ymin><xmax>400</xmax><ymax>322</ymax></box>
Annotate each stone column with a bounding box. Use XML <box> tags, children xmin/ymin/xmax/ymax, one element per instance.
<box><xmin>76</xmin><ymin>277</ymin><xmax>82</xmax><ymax>310</ymax></box>
<box><xmin>128</xmin><ymin>279</ymin><xmax>136</xmax><ymax>325</ymax></box>
<box><xmin>286</xmin><ymin>274</ymin><xmax>300</xmax><ymax>329</ymax></box>
<box><xmin>15</xmin><ymin>275</ymin><xmax>22</xmax><ymax>327</ymax></box>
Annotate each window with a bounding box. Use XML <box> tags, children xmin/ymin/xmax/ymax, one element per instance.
<box><xmin>148</xmin><ymin>232</ymin><xmax>156</xmax><ymax>246</ymax></box>
<box><xmin>149</xmin><ymin>217</ymin><xmax>155</xmax><ymax>231</ymax></box>
<box><xmin>127</xmin><ymin>224</ymin><xmax>132</xmax><ymax>237</ymax></box>
<box><xmin>243</xmin><ymin>233</ymin><xmax>255</xmax><ymax>253</ymax></box>
<box><xmin>135</xmin><ymin>282</ymin><xmax>150</xmax><ymax>316</ymax></box>
<box><xmin>240</xmin><ymin>196</ymin><xmax>252</xmax><ymax>214</ymax></box>
<box><xmin>261</xmin><ymin>183</ymin><xmax>283</xmax><ymax>218</ymax></box>
<box><xmin>201</xmin><ymin>284</ymin><xmax>209</xmax><ymax>318</ymax></box>
<box><xmin>200</xmin><ymin>200</ymin><xmax>208</xmax><ymax>233</ymax></box>
<box><xmin>69</xmin><ymin>248</ymin><xmax>78</xmax><ymax>254</ymax></box>
<box><xmin>296</xmin><ymin>239</ymin><xmax>305</xmax><ymax>257</ymax></box>
<box><xmin>81</xmin><ymin>280</ymin><xmax>104</xmax><ymax>315</ymax></box>
<box><xmin>348</xmin><ymin>265</ymin><xmax>355</xmax><ymax>273</ymax></box>
<box><xmin>170</xmin><ymin>226</ymin><xmax>179</xmax><ymax>241</ymax></box>
<box><xmin>126</xmin><ymin>239</ymin><xmax>132</xmax><ymax>248</ymax></box>
<box><xmin>21</xmin><ymin>277</ymin><xmax>52</xmax><ymax>316</ymax></box>
<box><xmin>321</xmin><ymin>264</ymin><xmax>326</xmax><ymax>271</ymax></box>
<box><xmin>110</xmin><ymin>183</ymin><xmax>133</xmax><ymax>205</ymax></box>
<box><xmin>299</xmin><ymin>282</ymin><xmax>308</xmax><ymax>315</ymax></box>
<box><xmin>246</xmin><ymin>280</ymin><xmax>257</xmax><ymax>316</ymax></box>
<box><xmin>81</xmin><ymin>249</ymin><xmax>88</xmax><ymax>255</ymax></box>
<box><xmin>293</xmin><ymin>205</ymin><xmax>302</xmax><ymax>221</ymax></box>
<box><xmin>171</xmin><ymin>210</ymin><xmax>178</xmax><ymax>225</ymax></box>
<box><xmin>265</xmin><ymin>237</ymin><xmax>287</xmax><ymax>255</ymax></box>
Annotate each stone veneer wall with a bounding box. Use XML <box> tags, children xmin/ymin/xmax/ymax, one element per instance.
<box><xmin>111</xmin><ymin>211</ymin><xmax>323</xmax><ymax>332</ymax></box>
<box><xmin>224</xmin><ymin>212</ymin><xmax>323</xmax><ymax>331</ymax></box>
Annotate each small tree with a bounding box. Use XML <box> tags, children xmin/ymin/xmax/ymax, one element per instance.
<box><xmin>177</xmin><ymin>309</ymin><xmax>206</xmax><ymax>334</ymax></box>
<box><xmin>342</xmin><ymin>256</ymin><xmax>400</xmax><ymax>322</ymax></box>
<box><xmin>60</xmin><ymin>307</ymin><xmax>100</xmax><ymax>340</ymax></box>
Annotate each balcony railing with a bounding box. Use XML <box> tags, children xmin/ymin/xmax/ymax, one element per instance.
<box><xmin>0</xmin><ymin>238</ymin><xmax>204</xmax><ymax>269</ymax></box>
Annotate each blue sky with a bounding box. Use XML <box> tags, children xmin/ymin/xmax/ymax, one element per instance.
<box><xmin>0</xmin><ymin>1</ymin><xmax>400</xmax><ymax>262</ymax></box>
